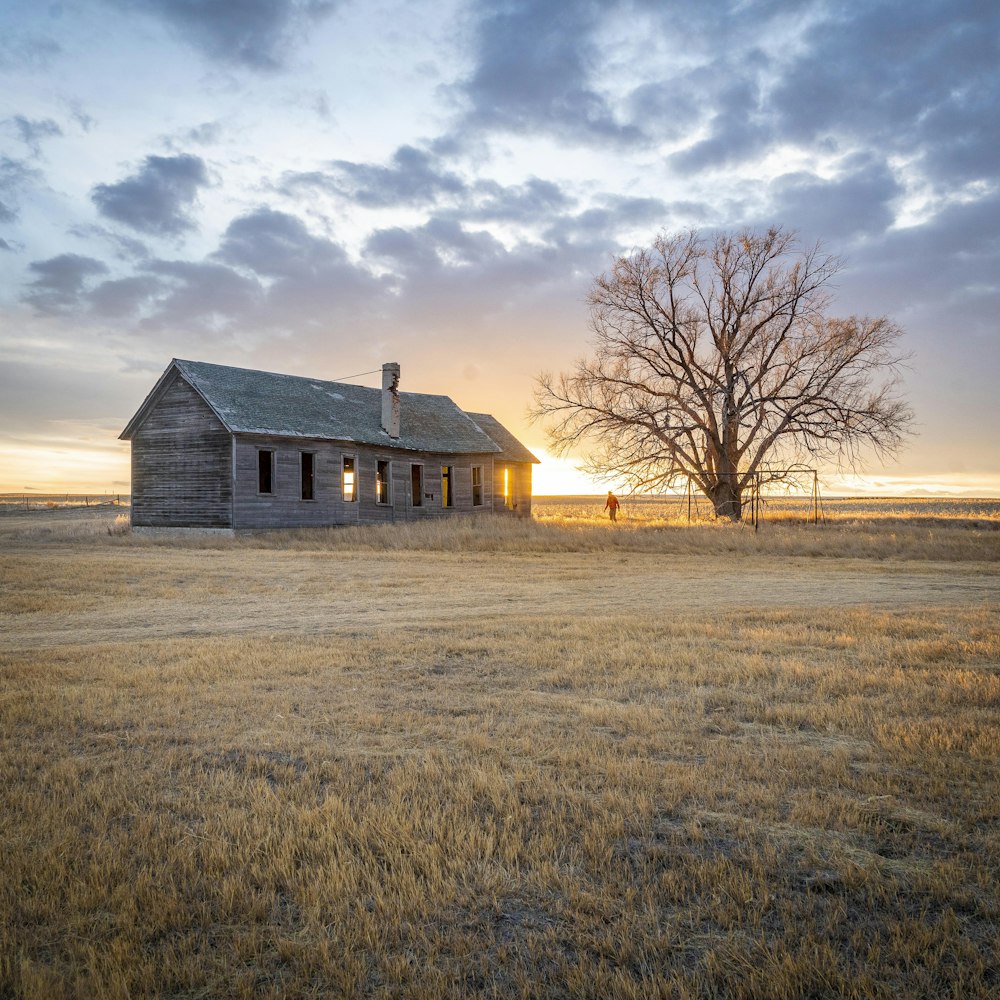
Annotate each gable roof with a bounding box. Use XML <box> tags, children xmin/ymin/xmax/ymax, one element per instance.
<box><xmin>121</xmin><ymin>359</ymin><xmax>532</xmax><ymax>459</ymax></box>
<box><xmin>466</xmin><ymin>413</ymin><xmax>540</xmax><ymax>464</ymax></box>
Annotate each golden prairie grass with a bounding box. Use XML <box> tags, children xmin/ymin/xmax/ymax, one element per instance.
<box><xmin>535</xmin><ymin>493</ymin><xmax>1000</xmax><ymax>520</ymax></box>
<box><xmin>1</xmin><ymin>511</ymin><xmax>998</xmax><ymax>998</ymax></box>
<box><xmin>4</xmin><ymin>497</ymin><xmax>1000</xmax><ymax>562</ymax></box>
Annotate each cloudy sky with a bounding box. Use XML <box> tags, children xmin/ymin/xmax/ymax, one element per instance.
<box><xmin>1</xmin><ymin>0</ymin><xmax>997</xmax><ymax>495</ymax></box>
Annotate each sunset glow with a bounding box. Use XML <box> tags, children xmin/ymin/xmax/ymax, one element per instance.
<box><xmin>3</xmin><ymin>437</ymin><xmax>999</xmax><ymax>501</ymax></box>
<box><xmin>0</xmin><ymin>1</ymin><xmax>997</xmax><ymax>497</ymax></box>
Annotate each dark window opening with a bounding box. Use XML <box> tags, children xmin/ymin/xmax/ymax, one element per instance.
<box><xmin>258</xmin><ymin>450</ymin><xmax>274</xmax><ymax>494</ymax></box>
<box><xmin>411</xmin><ymin>464</ymin><xmax>423</xmax><ymax>507</ymax></box>
<box><xmin>376</xmin><ymin>459</ymin><xmax>391</xmax><ymax>504</ymax></box>
<box><xmin>342</xmin><ymin>455</ymin><xmax>356</xmax><ymax>502</ymax></box>
<box><xmin>472</xmin><ymin>465</ymin><xmax>483</xmax><ymax>506</ymax></box>
<box><xmin>442</xmin><ymin>465</ymin><xmax>453</xmax><ymax>508</ymax></box>
<box><xmin>301</xmin><ymin>452</ymin><xmax>315</xmax><ymax>501</ymax></box>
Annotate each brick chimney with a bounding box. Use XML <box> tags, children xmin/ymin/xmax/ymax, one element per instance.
<box><xmin>381</xmin><ymin>362</ymin><xmax>401</xmax><ymax>438</ymax></box>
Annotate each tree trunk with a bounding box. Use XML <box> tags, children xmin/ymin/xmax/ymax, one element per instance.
<box><xmin>709</xmin><ymin>480</ymin><xmax>742</xmax><ymax>521</ymax></box>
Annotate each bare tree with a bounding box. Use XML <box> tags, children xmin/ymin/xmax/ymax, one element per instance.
<box><xmin>533</xmin><ymin>227</ymin><xmax>913</xmax><ymax>520</ymax></box>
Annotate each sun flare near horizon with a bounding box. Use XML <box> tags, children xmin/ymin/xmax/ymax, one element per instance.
<box><xmin>3</xmin><ymin>433</ymin><xmax>998</xmax><ymax>500</ymax></box>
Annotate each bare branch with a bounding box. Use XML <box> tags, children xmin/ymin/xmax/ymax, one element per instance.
<box><xmin>532</xmin><ymin>226</ymin><xmax>914</xmax><ymax>520</ymax></box>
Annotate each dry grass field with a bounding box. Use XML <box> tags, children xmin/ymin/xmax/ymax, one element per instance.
<box><xmin>1</xmin><ymin>503</ymin><xmax>998</xmax><ymax>999</ymax></box>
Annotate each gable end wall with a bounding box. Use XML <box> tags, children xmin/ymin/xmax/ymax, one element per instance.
<box><xmin>130</xmin><ymin>374</ymin><xmax>233</xmax><ymax>528</ymax></box>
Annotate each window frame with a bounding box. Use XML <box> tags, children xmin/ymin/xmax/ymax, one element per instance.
<box><xmin>410</xmin><ymin>463</ymin><xmax>423</xmax><ymax>507</ymax></box>
<box><xmin>376</xmin><ymin>458</ymin><xmax>392</xmax><ymax>505</ymax></box>
<box><xmin>300</xmin><ymin>451</ymin><xmax>316</xmax><ymax>501</ymax></box>
<box><xmin>342</xmin><ymin>454</ymin><xmax>357</xmax><ymax>503</ymax></box>
<box><xmin>441</xmin><ymin>465</ymin><xmax>453</xmax><ymax>508</ymax></box>
<box><xmin>472</xmin><ymin>464</ymin><xmax>484</xmax><ymax>506</ymax></box>
<box><xmin>257</xmin><ymin>448</ymin><xmax>275</xmax><ymax>496</ymax></box>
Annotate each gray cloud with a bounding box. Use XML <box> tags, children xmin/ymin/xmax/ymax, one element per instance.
<box><xmin>282</xmin><ymin>145</ymin><xmax>579</xmax><ymax>235</ymax></box>
<box><xmin>668</xmin><ymin>73</ymin><xmax>770</xmax><ymax>175</ymax></box>
<box><xmin>769</xmin><ymin>0</ymin><xmax>999</xmax><ymax>184</ymax></box>
<box><xmin>0</xmin><ymin>155</ymin><xmax>42</xmax><ymax>222</ymax></box>
<box><xmin>365</xmin><ymin>226</ymin><xmax>438</xmax><ymax>271</ymax></box>
<box><xmin>594</xmin><ymin>0</ymin><xmax>1000</xmax><ymax>192</ymax></box>
<box><xmin>116</xmin><ymin>0</ymin><xmax>338</xmax><ymax>72</ymax></box>
<box><xmin>212</xmin><ymin>207</ymin><xmax>384</xmax><ymax>331</ymax></box>
<box><xmin>91</xmin><ymin>154</ymin><xmax>210</xmax><ymax>236</ymax></box>
<box><xmin>464</xmin><ymin>177</ymin><xmax>576</xmax><ymax>223</ymax></box>
<box><xmin>840</xmin><ymin>190</ymin><xmax>1000</xmax><ymax>321</ymax></box>
<box><xmin>543</xmin><ymin>196</ymin><xmax>672</xmax><ymax>249</ymax></box>
<box><xmin>357</xmin><ymin>216</ymin><xmax>596</xmax><ymax>347</ymax></box>
<box><xmin>161</xmin><ymin>121</ymin><xmax>225</xmax><ymax>154</ymax></box>
<box><xmin>214</xmin><ymin>206</ymin><xmax>351</xmax><ymax>277</ymax></box>
<box><xmin>616</xmin><ymin>3</ymin><xmax>816</xmax><ymax>174</ymax></box>
<box><xmin>282</xmin><ymin>145</ymin><xmax>467</xmax><ymax>208</ymax></box>
<box><xmin>764</xmin><ymin>155</ymin><xmax>903</xmax><ymax>242</ymax></box>
<box><xmin>0</xmin><ymin>33</ymin><xmax>61</xmax><ymax>72</ymax></box>
<box><xmin>68</xmin><ymin>224</ymin><xmax>151</xmax><ymax>262</ymax></box>
<box><xmin>6</xmin><ymin>115</ymin><xmax>63</xmax><ymax>157</ymax></box>
<box><xmin>24</xmin><ymin>253</ymin><xmax>109</xmax><ymax>313</ymax></box>
<box><xmin>625</xmin><ymin>80</ymin><xmax>702</xmax><ymax>144</ymax></box>
<box><xmin>183</xmin><ymin>121</ymin><xmax>224</xmax><ymax>146</ymax></box>
<box><xmin>916</xmin><ymin>71</ymin><xmax>1000</xmax><ymax>185</ymax></box>
<box><xmin>54</xmin><ymin>207</ymin><xmax>384</xmax><ymax>338</ymax></box>
<box><xmin>87</xmin><ymin>275</ymin><xmax>165</xmax><ymax>318</ymax></box>
<box><xmin>67</xmin><ymin>102</ymin><xmax>96</xmax><ymax>133</ymax></box>
<box><xmin>366</xmin><ymin>217</ymin><xmax>505</xmax><ymax>272</ymax></box>
<box><xmin>138</xmin><ymin>258</ymin><xmax>263</xmax><ymax>328</ymax></box>
<box><xmin>23</xmin><ymin>194</ymin><xmax>608</xmax><ymax>346</ymax></box>
<box><xmin>452</xmin><ymin>0</ymin><xmax>644</xmax><ymax>147</ymax></box>
<box><xmin>359</xmin><ymin>194</ymin><xmax>664</xmax><ymax>335</ymax></box>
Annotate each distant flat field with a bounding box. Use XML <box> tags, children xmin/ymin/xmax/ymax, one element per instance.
<box><xmin>533</xmin><ymin>494</ymin><xmax>1000</xmax><ymax>523</ymax></box>
<box><xmin>4</xmin><ymin>493</ymin><xmax>1000</xmax><ymax>521</ymax></box>
<box><xmin>1</xmin><ymin>509</ymin><xmax>998</xmax><ymax>998</ymax></box>
<box><xmin>1</xmin><ymin>510</ymin><xmax>997</xmax><ymax>653</ymax></box>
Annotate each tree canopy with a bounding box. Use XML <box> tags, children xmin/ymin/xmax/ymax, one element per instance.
<box><xmin>533</xmin><ymin>227</ymin><xmax>914</xmax><ymax>519</ymax></box>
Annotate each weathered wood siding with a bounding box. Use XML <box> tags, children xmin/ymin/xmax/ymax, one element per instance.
<box><xmin>366</xmin><ymin>451</ymin><xmax>499</xmax><ymax>523</ymax></box>
<box><xmin>131</xmin><ymin>374</ymin><xmax>233</xmax><ymax>528</ymax></box>
<box><xmin>517</xmin><ymin>464</ymin><xmax>534</xmax><ymax>517</ymax></box>
<box><xmin>232</xmin><ymin>436</ymin><xmax>502</xmax><ymax>529</ymax></box>
<box><xmin>492</xmin><ymin>461</ymin><xmax>533</xmax><ymax>517</ymax></box>
<box><xmin>232</xmin><ymin>435</ymin><xmax>353</xmax><ymax>530</ymax></box>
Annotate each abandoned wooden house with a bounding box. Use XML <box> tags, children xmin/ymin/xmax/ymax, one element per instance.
<box><xmin>120</xmin><ymin>359</ymin><xmax>539</xmax><ymax>531</ymax></box>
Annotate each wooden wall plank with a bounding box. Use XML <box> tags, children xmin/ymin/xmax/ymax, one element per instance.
<box><xmin>131</xmin><ymin>375</ymin><xmax>232</xmax><ymax>528</ymax></box>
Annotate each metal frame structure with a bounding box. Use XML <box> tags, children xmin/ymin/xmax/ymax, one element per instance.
<box><xmin>683</xmin><ymin>468</ymin><xmax>822</xmax><ymax>529</ymax></box>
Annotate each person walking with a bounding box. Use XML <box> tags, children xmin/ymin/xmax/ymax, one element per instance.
<box><xmin>604</xmin><ymin>491</ymin><xmax>621</xmax><ymax>522</ymax></box>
